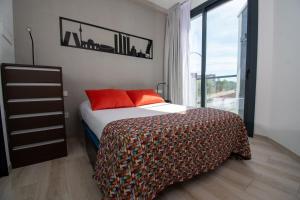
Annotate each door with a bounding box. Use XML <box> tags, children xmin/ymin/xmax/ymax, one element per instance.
<box><xmin>205</xmin><ymin>0</ymin><xmax>247</xmax><ymax>118</ymax></box>
<box><xmin>190</xmin><ymin>0</ymin><xmax>258</xmax><ymax>136</ymax></box>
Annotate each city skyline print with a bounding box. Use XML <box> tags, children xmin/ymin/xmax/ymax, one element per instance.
<box><xmin>59</xmin><ymin>17</ymin><xmax>153</xmax><ymax>59</ymax></box>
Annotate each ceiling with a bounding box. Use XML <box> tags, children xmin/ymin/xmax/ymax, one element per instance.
<box><xmin>145</xmin><ymin>0</ymin><xmax>186</xmax><ymax>10</ymax></box>
<box><xmin>140</xmin><ymin>0</ymin><xmax>207</xmax><ymax>12</ymax></box>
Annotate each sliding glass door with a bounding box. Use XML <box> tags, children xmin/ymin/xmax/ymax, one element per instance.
<box><xmin>190</xmin><ymin>0</ymin><xmax>258</xmax><ymax>136</ymax></box>
<box><xmin>205</xmin><ymin>0</ymin><xmax>247</xmax><ymax>118</ymax></box>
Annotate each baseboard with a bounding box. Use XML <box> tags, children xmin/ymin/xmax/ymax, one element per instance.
<box><xmin>254</xmin><ymin>134</ymin><xmax>300</xmax><ymax>162</ymax></box>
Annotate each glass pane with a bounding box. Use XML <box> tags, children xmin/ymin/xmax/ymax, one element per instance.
<box><xmin>206</xmin><ymin>0</ymin><xmax>247</xmax><ymax>118</ymax></box>
<box><xmin>206</xmin><ymin>77</ymin><xmax>242</xmax><ymax>114</ymax></box>
<box><xmin>189</xmin><ymin>14</ymin><xmax>202</xmax><ymax>107</ymax></box>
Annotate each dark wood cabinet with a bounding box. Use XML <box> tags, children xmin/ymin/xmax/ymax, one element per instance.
<box><xmin>0</xmin><ymin>107</ymin><xmax>8</xmax><ymax>177</ymax></box>
<box><xmin>1</xmin><ymin>63</ymin><xmax>67</xmax><ymax>168</ymax></box>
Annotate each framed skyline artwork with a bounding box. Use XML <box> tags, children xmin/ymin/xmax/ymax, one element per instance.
<box><xmin>59</xmin><ymin>17</ymin><xmax>153</xmax><ymax>59</ymax></box>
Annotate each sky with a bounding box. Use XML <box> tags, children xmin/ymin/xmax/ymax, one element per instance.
<box><xmin>189</xmin><ymin>0</ymin><xmax>247</xmax><ymax>77</ymax></box>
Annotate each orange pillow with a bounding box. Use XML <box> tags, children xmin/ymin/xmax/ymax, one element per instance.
<box><xmin>85</xmin><ymin>89</ymin><xmax>134</xmax><ymax>110</ymax></box>
<box><xmin>127</xmin><ymin>89</ymin><xmax>165</xmax><ymax>106</ymax></box>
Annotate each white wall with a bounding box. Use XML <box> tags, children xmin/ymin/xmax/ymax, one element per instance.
<box><xmin>0</xmin><ymin>0</ymin><xmax>15</xmax><ymax>168</ymax></box>
<box><xmin>255</xmin><ymin>0</ymin><xmax>274</xmax><ymax>138</ymax></box>
<box><xmin>13</xmin><ymin>0</ymin><xmax>166</xmax><ymax>136</ymax></box>
<box><xmin>255</xmin><ymin>0</ymin><xmax>300</xmax><ymax>155</ymax></box>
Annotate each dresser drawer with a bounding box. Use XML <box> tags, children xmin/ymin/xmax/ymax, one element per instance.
<box><xmin>4</xmin><ymin>68</ymin><xmax>61</xmax><ymax>83</ymax></box>
<box><xmin>6</xmin><ymin>86</ymin><xmax>62</xmax><ymax>99</ymax></box>
<box><xmin>7</xmin><ymin>100</ymin><xmax>64</xmax><ymax>115</ymax></box>
<box><xmin>8</xmin><ymin>114</ymin><xmax>64</xmax><ymax>132</ymax></box>
<box><xmin>12</xmin><ymin>140</ymin><xmax>67</xmax><ymax>168</ymax></box>
<box><xmin>11</xmin><ymin>127</ymin><xmax>65</xmax><ymax>146</ymax></box>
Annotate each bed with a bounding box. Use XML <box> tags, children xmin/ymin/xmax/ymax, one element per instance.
<box><xmin>80</xmin><ymin>100</ymin><xmax>251</xmax><ymax>199</ymax></box>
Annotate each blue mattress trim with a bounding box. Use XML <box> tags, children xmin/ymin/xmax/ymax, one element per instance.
<box><xmin>82</xmin><ymin>120</ymin><xmax>100</xmax><ymax>149</ymax></box>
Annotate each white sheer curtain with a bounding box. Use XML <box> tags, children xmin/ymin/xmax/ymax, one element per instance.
<box><xmin>164</xmin><ymin>0</ymin><xmax>191</xmax><ymax>105</ymax></box>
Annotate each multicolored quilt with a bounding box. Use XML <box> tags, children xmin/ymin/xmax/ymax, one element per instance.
<box><xmin>94</xmin><ymin>108</ymin><xmax>251</xmax><ymax>199</ymax></box>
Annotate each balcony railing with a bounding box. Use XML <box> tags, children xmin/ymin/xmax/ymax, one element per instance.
<box><xmin>190</xmin><ymin>73</ymin><xmax>242</xmax><ymax>116</ymax></box>
<box><xmin>192</xmin><ymin>74</ymin><xmax>237</xmax><ymax>80</ymax></box>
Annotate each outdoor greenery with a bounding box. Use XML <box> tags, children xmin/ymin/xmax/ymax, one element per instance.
<box><xmin>195</xmin><ymin>78</ymin><xmax>237</xmax><ymax>105</ymax></box>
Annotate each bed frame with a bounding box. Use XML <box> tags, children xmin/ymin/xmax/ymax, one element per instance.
<box><xmin>82</xmin><ymin>121</ymin><xmax>99</xmax><ymax>168</ymax></box>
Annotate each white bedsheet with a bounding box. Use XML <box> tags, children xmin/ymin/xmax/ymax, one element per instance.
<box><xmin>79</xmin><ymin>100</ymin><xmax>191</xmax><ymax>140</ymax></box>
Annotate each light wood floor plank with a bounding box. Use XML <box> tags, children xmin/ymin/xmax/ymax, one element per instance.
<box><xmin>158</xmin><ymin>186</ymin><xmax>196</xmax><ymax>200</ymax></box>
<box><xmin>251</xmin><ymin>159</ymin><xmax>300</xmax><ymax>181</ymax></box>
<box><xmin>182</xmin><ymin>181</ymin><xmax>220</xmax><ymax>200</ymax></box>
<box><xmin>268</xmin><ymin>157</ymin><xmax>300</xmax><ymax>171</ymax></box>
<box><xmin>44</xmin><ymin>158</ymin><xmax>71</xmax><ymax>200</ymax></box>
<box><xmin>185</xmin><ymin>172</ymin><xmax>247</xmax><ymax>200</ymax></box>
<box><xmin>211</xmin><ymin>176</ymin><xmax>258</xmax><ymax>200</ymax></box>
<box><xmin>246</xmin><ymin>180</ymin><xmax>297</xmax><ymax>200</ymax></box>
<box><xmin>214</xmin><ymin>162</ymin><xmax>254</xmax><ymax>189</ymax></box>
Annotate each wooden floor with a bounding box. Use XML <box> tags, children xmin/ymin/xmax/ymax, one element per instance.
<box><xmin>0</xmin><ymin>136</ymin><xmax>300</xmax><ymax>200</ymax></box>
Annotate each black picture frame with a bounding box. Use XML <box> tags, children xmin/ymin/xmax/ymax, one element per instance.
<box><xmin>59</xmin><ymin>17</ymin><xmax>153</xmax><ymax>60</ymax></box>
<box><xmin>191</xmin><ymin>0</ymin><xmax>258</xmax><ymax>137</ymax></box>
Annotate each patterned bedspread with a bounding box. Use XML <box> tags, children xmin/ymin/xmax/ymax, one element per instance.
<box><xmin>94</xmin><ymin>108</ymin><xmax>251</xmax><ymax>199</ymax></box>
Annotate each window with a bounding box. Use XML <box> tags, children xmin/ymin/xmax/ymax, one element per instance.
<box><xmin>190</xmin><ymin>0</ymin><xmax>258</xmax><ymax>136</ymax></box>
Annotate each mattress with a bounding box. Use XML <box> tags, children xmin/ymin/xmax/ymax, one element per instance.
<box><xmin>79</xmin><ymin>100</ymin><xmax>191</xmax><ymax>140</ymax></box>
